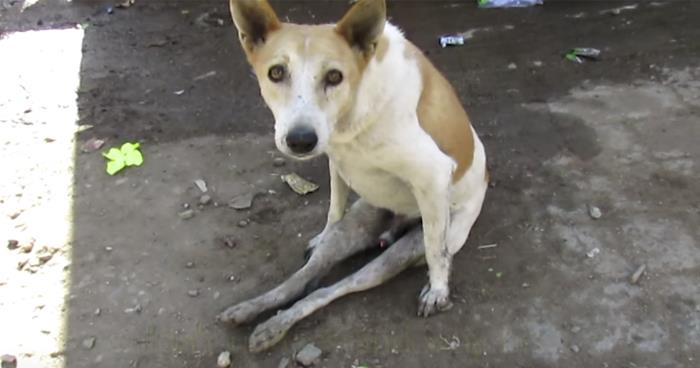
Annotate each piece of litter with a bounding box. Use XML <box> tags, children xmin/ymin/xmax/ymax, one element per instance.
<box><xmin>439</xmin><ymin>34</ymin><xmax>465</xmax><ymax>48</ymax></box>
<box><xmin>600</xmin><ymin>4</ymin><xmax>638</xmax><ymax>16</ymax></box>
<box><xmin>217</xmin><ymin>351</ymin><xmax>231</xmax><ymax>367</ymax></box>
<box><xmin>478</xmin><ymin>0</ymin><xmax>543</xmax><ymax>8</ymax></box>
<box><xmin>81</xmin><ymin>137</ymin><xmax>105</xmax><ymax>153</ymax></box>
<box><xmin>586</xmin><ymin>247</ymin><xmax>600</xmax><ymax>258</ymax></box>
<box><xmin>630</xmin><ymin>264</ymin><xmax>646</xmax><ymax>284</ymax></box>
<box><xmin>102</xmin><ymin>142</ymin><xmax>144</xmax><ymax>175</ymax></box>
<box><xmin>439</xmin><ymin>335</ymin><xmax>461</xmax><ymax>350</ymax></box>
<box><xmin>115</xmin><ymin>0</ymin><xmax>135</xmax><ymax>9</ymax></box>
<box><xmin>588</xmin><ymin>205</ymin><xmax>602</xmax><ymax>219</ymax></box>
<box><xmin>565</xmin><ymin>48</ymin><xmax>601</xmax><ymax>63</ymax></box>
<box><xmin>282</xmin><ymin>173</ymin><xmax>319</xmax><ymax>195</ymax></box>
<box><xmin>194</xmin><ymin>179</ymin><xmax>208</xmax><ymax>193</ymax></box>
<box><xmin>82</xmin><ymin>337</ymin><xmax>96</xmax><ymax>350</ymax></box>
<box><xmin>174</xmin><ymin>89</ymin><xmax>185</xmax><ymax>95</ymax></box>
<box><xmin>193</xmin><ymin>70</ymin><xmax>217</xmax><ymax>81</ymax></box>
<box><xmin>478</xmin><ymin>243</ymin><xmax>498</xmax><ymax>250</ymax></box>
<box><xmin>228</xmin><ymin>192</ymin><xmax>255</xmax><ymax>210</ymax></box>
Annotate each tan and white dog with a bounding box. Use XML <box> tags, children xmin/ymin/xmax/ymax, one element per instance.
<box><xmin>220</xmin><ymin>0</ymin><xmax>488</xmax><ymax>352</ymax></box>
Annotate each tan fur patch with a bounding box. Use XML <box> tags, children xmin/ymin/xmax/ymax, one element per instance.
<box><xmin>407</xmin><ymin>44</ymin><xmax>475</xmax><ymax>182</ymax></box>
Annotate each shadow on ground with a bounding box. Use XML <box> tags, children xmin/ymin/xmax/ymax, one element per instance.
<box><xmin>1</xmin><ymin>0</ymin><xmax>698</xmax><ymax>367</ymax></box>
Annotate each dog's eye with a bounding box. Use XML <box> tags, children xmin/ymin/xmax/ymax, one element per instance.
<box><xmin>325</xmin><ymin>69</ymin><xmax>343</xmax><ymax>87</ymax></box>
<box><xmin>268</xmin><ymin>64</ymin><xmax>286</xmax><ymax>83</ymax></box>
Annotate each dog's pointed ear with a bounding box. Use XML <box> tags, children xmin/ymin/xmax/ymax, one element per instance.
<box><xmin>229</xmin><ymin>0</ymin><xmax>281</xmax><ymax>54</ymax></box>
<box><xmin>335</xmin><ymin>0</ymin><xmax>386</xmax><ymax>56</ymax></box>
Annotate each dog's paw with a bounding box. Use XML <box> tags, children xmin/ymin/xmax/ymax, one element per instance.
<box><xmin>249</xmin><ymin>315</ymin><xmax>293</xmax><ymax>353</ymax></box>
<box><xmin>417</xmin><ymin>284</ymin><xmax>453</xmax><ymax>318</ymax></box>
<box><xmin>218</xmin><ymin>301</ymin><xmax>260</xmax><ymax>325</ymax></box>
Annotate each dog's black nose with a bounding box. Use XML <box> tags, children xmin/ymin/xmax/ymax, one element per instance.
<box><xmin>285</xmin><ymin>126</ymin><xmax>318</xmax><ymax>154</ymax></box>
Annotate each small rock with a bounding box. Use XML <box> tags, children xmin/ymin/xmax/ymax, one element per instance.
<box><xmin>185</xmin><ymin>261</ymin><xmax>195</xmax><ymax>269</ymax></box>
<box><xmin>178</xmin><ymin>209</ymin><xmax>195</xmax><ymax>220</ymax></box>
<box><xmin>507</xmin><ymin>62</ymin><xmax>517</xmax><ymax>70</ymax></box>
<box><xmin>273</xmin><ymin>157</ymin><xmax>286</xmax><ymax>167</ymax></box>
<box><xmin>533</xmin><ymin>60</ymin><xmax>543</xmax><ymax>67</ymax></box>
<box><xmin>296</xmin><ymin>343</ymin><xmax>322</xmax><ymax>367</ymax></box>
<box><xmin>571</xmin><ymin>325</ymin><xmax>581</xmax><ymax>333</ymax></box>
<box><xmin>187</xmin><ymin>289</ymin><xmax>200</xmax><ymax>297</ymax></box>
<box><xmin>20</xmin><ymin>240</ymin><xmax>34</xmax><ymax>253</ymax></box>
<box><xmin>282</xmin><ymin>173</ymin><xmax>319</xmax><ymax>195</ymax></box>
<box><xmin>570</xmin><ymin>344</ymin><xmax>580</xmax><ymax>353</ymax></box>
<box><xmin>586</xmin><ymin>247</ymin><xmax>600</xmax><ymax>258</ymax></box>
<box><xmin>82</xmin><ymin>336</ymin><xmax>96</xmax><ymax>350</ymax></box>
<box><xmin>94</xmin><ymin>308</ymin><xmax>101</xmax><ymax>316</ymax></box>
<box><xmin>1</xmin><ymin>354</ymin><xmax>17</xmax><ymax>368</ymax></box>
<box><xmin>194</xmin><ymin>179</ymin><xmax>208</xmax><ymax>193</ymax></box>
<box><xmin>521</xmin><ymin>282</ymin><xmax>530</xmax><ymax>288</ymax></box>
<box><xmin>588</xmin><ymin>205</ymin><xmax>602</xmax><ymax>219</ymax></box>
<box><xmin>216</xmin><ymin>351</ymin><xmax>231</xmax><ymax>368</ymax></box>
<box><xmin>221</xmin><ymin>236</ymin><xmax>237</xmax><ymax>248</ymax></box>
<box><xmin>80</xmin><ymin>137</ymin><xmax>105</xmax><ymax>153</ymax></box>
<box><xmin>228</xmin><ymin>193</ymin><xmax>255</xmax><ymax>210</ymax></box>
<box><xmin>629</xmin><ymin>264</ymin><xmax>646</xmax><ymax>285</ymax></box>
<box><xmin>183</xmin><ymin>203</ymin><xmax>191</xmax><ymax>209</ymax></box>
<box><xmin>16</xmin><ymin>258</ymin><xmax>29</xmax><ymax>271</ymax></box>
<box><xmin>124</xmin><ymin>304</ymin><xmax>142</xmax><ymax>314</ymax></box>
<box><xmin>237</xmin><ymin>220</ymin><xmax>248</xmax><ymax>228</ymax></box>
<box><xmin>278</xmin><ymin>357</ymin><xmax>291</xmax><ymax>368</ymax></box>
<box><xmin>199</xmin><ymin>194</ymin><xmax>212</xmax><ymax>206</ymax></box>
<box><xmin>7</xmin><ymin>239</ymin><xmax>19</xmax><ymax>250</ymax></box>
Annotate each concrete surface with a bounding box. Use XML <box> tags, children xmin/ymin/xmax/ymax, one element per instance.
<box><xmin>1</xmin><ymin>0</ymin><xmax>699</xmax><ymax>367</ymax></box>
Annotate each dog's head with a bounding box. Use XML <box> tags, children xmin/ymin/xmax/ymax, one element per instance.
<box><xmin>229</xmin><ymin>0</ymin><xmax>386</xmax><ymax>160</ymax></box>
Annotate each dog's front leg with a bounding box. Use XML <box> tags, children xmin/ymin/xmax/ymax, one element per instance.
<box><xmin>411</xmin><ymin>166</ymin><xmax>454</xmax><ymax>318</ymax></box>
<box><xmin>306</xmin><ymin>160</ymin><xmax>349</xmax><ymax>258</ymax></box>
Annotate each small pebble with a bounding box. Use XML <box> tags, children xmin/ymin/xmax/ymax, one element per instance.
<box><xmin>237</xmin><ymin>220</ymin><xmax>248</xmax><ymax>228</ymax></box>
<box><xmin>507</xmin><ymin>62</ymin><xmax>517</xmax><ymax>70</ymax></box>
<box><xmin>183</xmin><ymin>203</ymin><xmax>191</xmax><ymax>209</ymax></box>
<box><xmin>630</xmin><ymin>264</ymin><xmax>646</xmax><ymax>285</ymax></box>
<box><xmin>588</xmin><ymin>205</ymin><xmax>602</xmax><ymax>219</ymax></box>
<box><xmin>20</xmin><ymin>241</ymin><xmax>34</xmax><ymax>253</ymax></box>
<box><xmin>229</xmin><ymin>193</ymin><xmax>255</xmax><ymax>210</ymax></box>
<box><xmin>7</xmin><ymin>239</ymin><xmax>19</xmax><ymax>250</ymax></box>
<box><xmin>199</xmin><ymin>194</ymin><xmax>212</xmax><ymax>206</ymax></box>
<box><xmin>1</xmin><ymin>354</ymin><xmax>17</xmax><ymax>368</ymax></box>
<box><xmin>586</xmin><ymin>247</ymin><xmax>600</xmax><ymax>258</ymax></box>
<box><xmin>185</xmin><ymin>261</ymin><xmax>195</xmax><ymax>269</ymax></box>
<box><xmin>194</xmin><ymin>179</ymin><xmax>208</xmax><ymax>193</ymax></box>
<box><xmin>533</xmin><ymin>60</ymin><xmax>543</xmax><ymax>67</ymax></box>
<box><xmin>221</xmin><ymin>236</ymin><xmax>237</xmax><ymax>248</ymax></box>
<box><xmin>273</xmin><ymin>157</ymin><xmax>286</xmax><ymax>167</ymax></box>
<box><xmin>296</xmin><ymin>343</ymin><xmax>322</xmax><ymax>367</ymax></box>
<box><xmin>521</xmin><ymin>282</ymin><xmax>530</xmax><ymax>288</ymax></box>
<box><xmin>94</xmin><ymin>308</ymin><xmax>101</xmax><ymax>316</ymax></box>
<box><xmin>124</xmin><ymin>304</ymin><xmax>142</xmax><ymax>314</ymax></box>
<box><xmin>216</xmin><ymin>351</ymin><xmax>231</xmax><ymax>368</ymax></box>
<box><xmin>278</xmin><ymin>357</ymin><xmax>290</xmax><ymax>368</ymax></box>
<box><xmin>178</xmin><ymin>209</ymin><xmax>195</xmax><ymax>220</ymax></box>
<box><xmin>571</xmin><ymin>325</ymin><xmax>581</xmax><ymax>333</ymax></box>
<box><xmin>82</xmin><ymin>337</ymin><xmax>96</xmax><ymax>350</ymax></box>
<box><xmin>187</xmin><ymin>289</ymin><xmax>200</xmax><ymax>297</ymax></box>
<box><xmin>570</xmin><ymin>344</ymin><xmax>580</xmax><ymax>353</ymax></box>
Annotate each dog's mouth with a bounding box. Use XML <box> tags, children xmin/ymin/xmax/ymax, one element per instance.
<box><xmin>282</xmin><ymin>150</ymin><xmax>322</xmax><ymax>161</ymax></box>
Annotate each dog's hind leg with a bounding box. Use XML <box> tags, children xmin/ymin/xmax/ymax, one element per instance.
<box><xmin>219</xmin><ymin>199</ymin><xmax>390</xmax><ymax>325</ymax></box>
<box><xmin>248</xmin><ymin>228</ymin><xmax>425</xmax><ymax>352</ymax></box>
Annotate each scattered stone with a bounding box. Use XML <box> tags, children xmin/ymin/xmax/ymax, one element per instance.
<box><xmin>20</xmin><ymin>240</ymin><xmax>34</xmax><ymax>253</ymax></box>
<box><xmin>228</xmin><ymin>193</ymin><xmax>255</xmax><ymax>210</ymax></box>
<box><xmin>82</xmin><ymin>336</ymin><xmax>96</xmax><ymax>350</ymax></box>
<box><xmin>199</xmin><ymin>194</ymin><xmax>212</xmax><ymax>206</ymax></box>
<box><xmin>8</xmin><ymin>212</ymin><xmax>20</xmax><ymax>220</ymax></box>
<box><xmin>237</xmin><ymin>220</ymin><xmax>248</xmax><ymax>228</ymax></box>
<box><xmin>571</xmin><ymin>325</ymin><xmax>581</xmax><ymax>333</ymax></box>
<box><xmin>185</xmin><ymin>261</ymin><xmax>195</xmax><ymax>269</ymax></box>
<box><xmin>178</xmin><ymin>209</ymin><xmax>195</xmax><ymax>220</ymax></box>
<box><xmin>7</xmin><ymin>239</ymin><xmax>19</xmax><ymax>250</ymax></box>
<box><xmin>282</xmin><ymin>173</ymin><xmax>319</xmax><ymax>195</ymax></box>
<box><xmin>193</xmin><ymin>70</ymin><xmax>218</xmax><ymax>81</ymax></box>
<box><xmin>507</xmin><ymin>62</ymin><xmax>517</xmax><ymax>70</ymax></box>
<box><xmin>586</xmin><ymin>247</ymin><xmax>600</xmax><ymax>258</ymax></box>
<box><xmin>533</xmin><ymin>60</ymin><xmax>543</xmax><ymax>67</ymax></box>
<box><xmin>1</xmin><ymin>354</ymin><xmax>17</xmax><ymax>368</ymax></box>
<box><xmin>630</xmin><ymin>264</ymin><xmax>646</xmax><ymax>285</ymax></box>
<box><xmin>221</xmin><ymin>236</ymin><xmax>237</xmax><ymax>248</ymax></box>
<box><xmin>296</xmin><ymin>343</ymin><xmax>322</xmax><ymax>367</ymax></box>
<box><xmin>81</xmin><ymin>137</ymin><xmax>105</xmax><ymax>153</ymax></box>
<box><xmin>278</xmin><ymin>357</ymin><xmax>291</xmax><ymax>368</ymax></box>
<box><xmin>216</xmin><ymin>351</ymin><xmax>231</xmax><ymax>368</ymax></box>
<box><xmin>213</xmin><ymin>291</ymin><xmax>221</xmax><ymax>300</ymax></box>
<box><xmin>588</xmin><ymin>205</ymin><xmax>602</xmax><ymax>219</ymax></box>
<box><xmin>105</xmin><ymin>246</ymin><xmax>113</xmax><ymax>252</ymax></box>
<box><xmin>16</xmin><ymin>258</ymin><xmax>29</xmax><ymax>271</ymax></box>
<box><xmin>183</xmin><ymin>203</ymin><xmax>191</xmax><ymax>209</ymax></box>
<box><xmin>570</xmin><ymin>344</ymin><xmax>580</xmax><ymax>353</ymax></box>
<box><xmin>194</xmin><ymin>179</ymin><xmax>208</xmax><ymax>193</ymax></box>
<box><xmin>94</xmin><ymin>308</ymin><xmax>102</xmax><ymax>316</ymax></box>
<box><xmin>521</xmin><ymin>282</ymin><xmax>530</xmax><ymax>288</ymax></box>
<box><xmin>187</xmin><ymin>289</ymin><xmax>200</xmax><ymax>297</ymax></box>
<box><xmin>273</xmin><ymin>157</ymin><xmax>286</xmax><ymax>167</ymax></box>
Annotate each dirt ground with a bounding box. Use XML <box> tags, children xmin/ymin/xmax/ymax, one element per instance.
<box><xmin>1</xmin><ymin>0</ymin><xmax>699</xmax><ymax>367</ymax></box>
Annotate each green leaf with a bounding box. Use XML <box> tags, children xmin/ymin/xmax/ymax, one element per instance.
<box><xmin>102</xmin><ymin>147</ymin><xmax>124</xmax><ymax>161</ymax></box>
<box><xmin>106</xmin><ymin>158</ymin><xmax>126</xmax><ymax>175</ymax></box>
<box><xmin>125</xmin><ymin>149</ymin><xmax>144</xmax><ymax>166</ymax></box>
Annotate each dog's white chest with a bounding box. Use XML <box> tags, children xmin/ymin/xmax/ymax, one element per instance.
<box><xmin>330</xmin><ymin>150</ymin><xmax>419</xmax><ymax>216</ymax></box>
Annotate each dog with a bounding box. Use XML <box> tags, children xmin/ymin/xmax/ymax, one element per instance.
<box><xmin>220</xmin><ymin>0</ymin><xmax>488</xmax><ymax>352</ymax></box>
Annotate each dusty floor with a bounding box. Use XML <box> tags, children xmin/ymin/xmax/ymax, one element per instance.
<box><xmin>1</xmin><ymin>0</ymin><xmax>699</xmax><ymax>367</ymax></box>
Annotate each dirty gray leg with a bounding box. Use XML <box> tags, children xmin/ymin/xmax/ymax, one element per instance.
<box><xmin>219</xmin><ymin>200</ymin><xmax>390</xmax><ymax>325</ymax></box>
<box><xmin>248</xmin><ymin>228</ymin><xmax>425</xmax><ymax>352</ymax></box>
